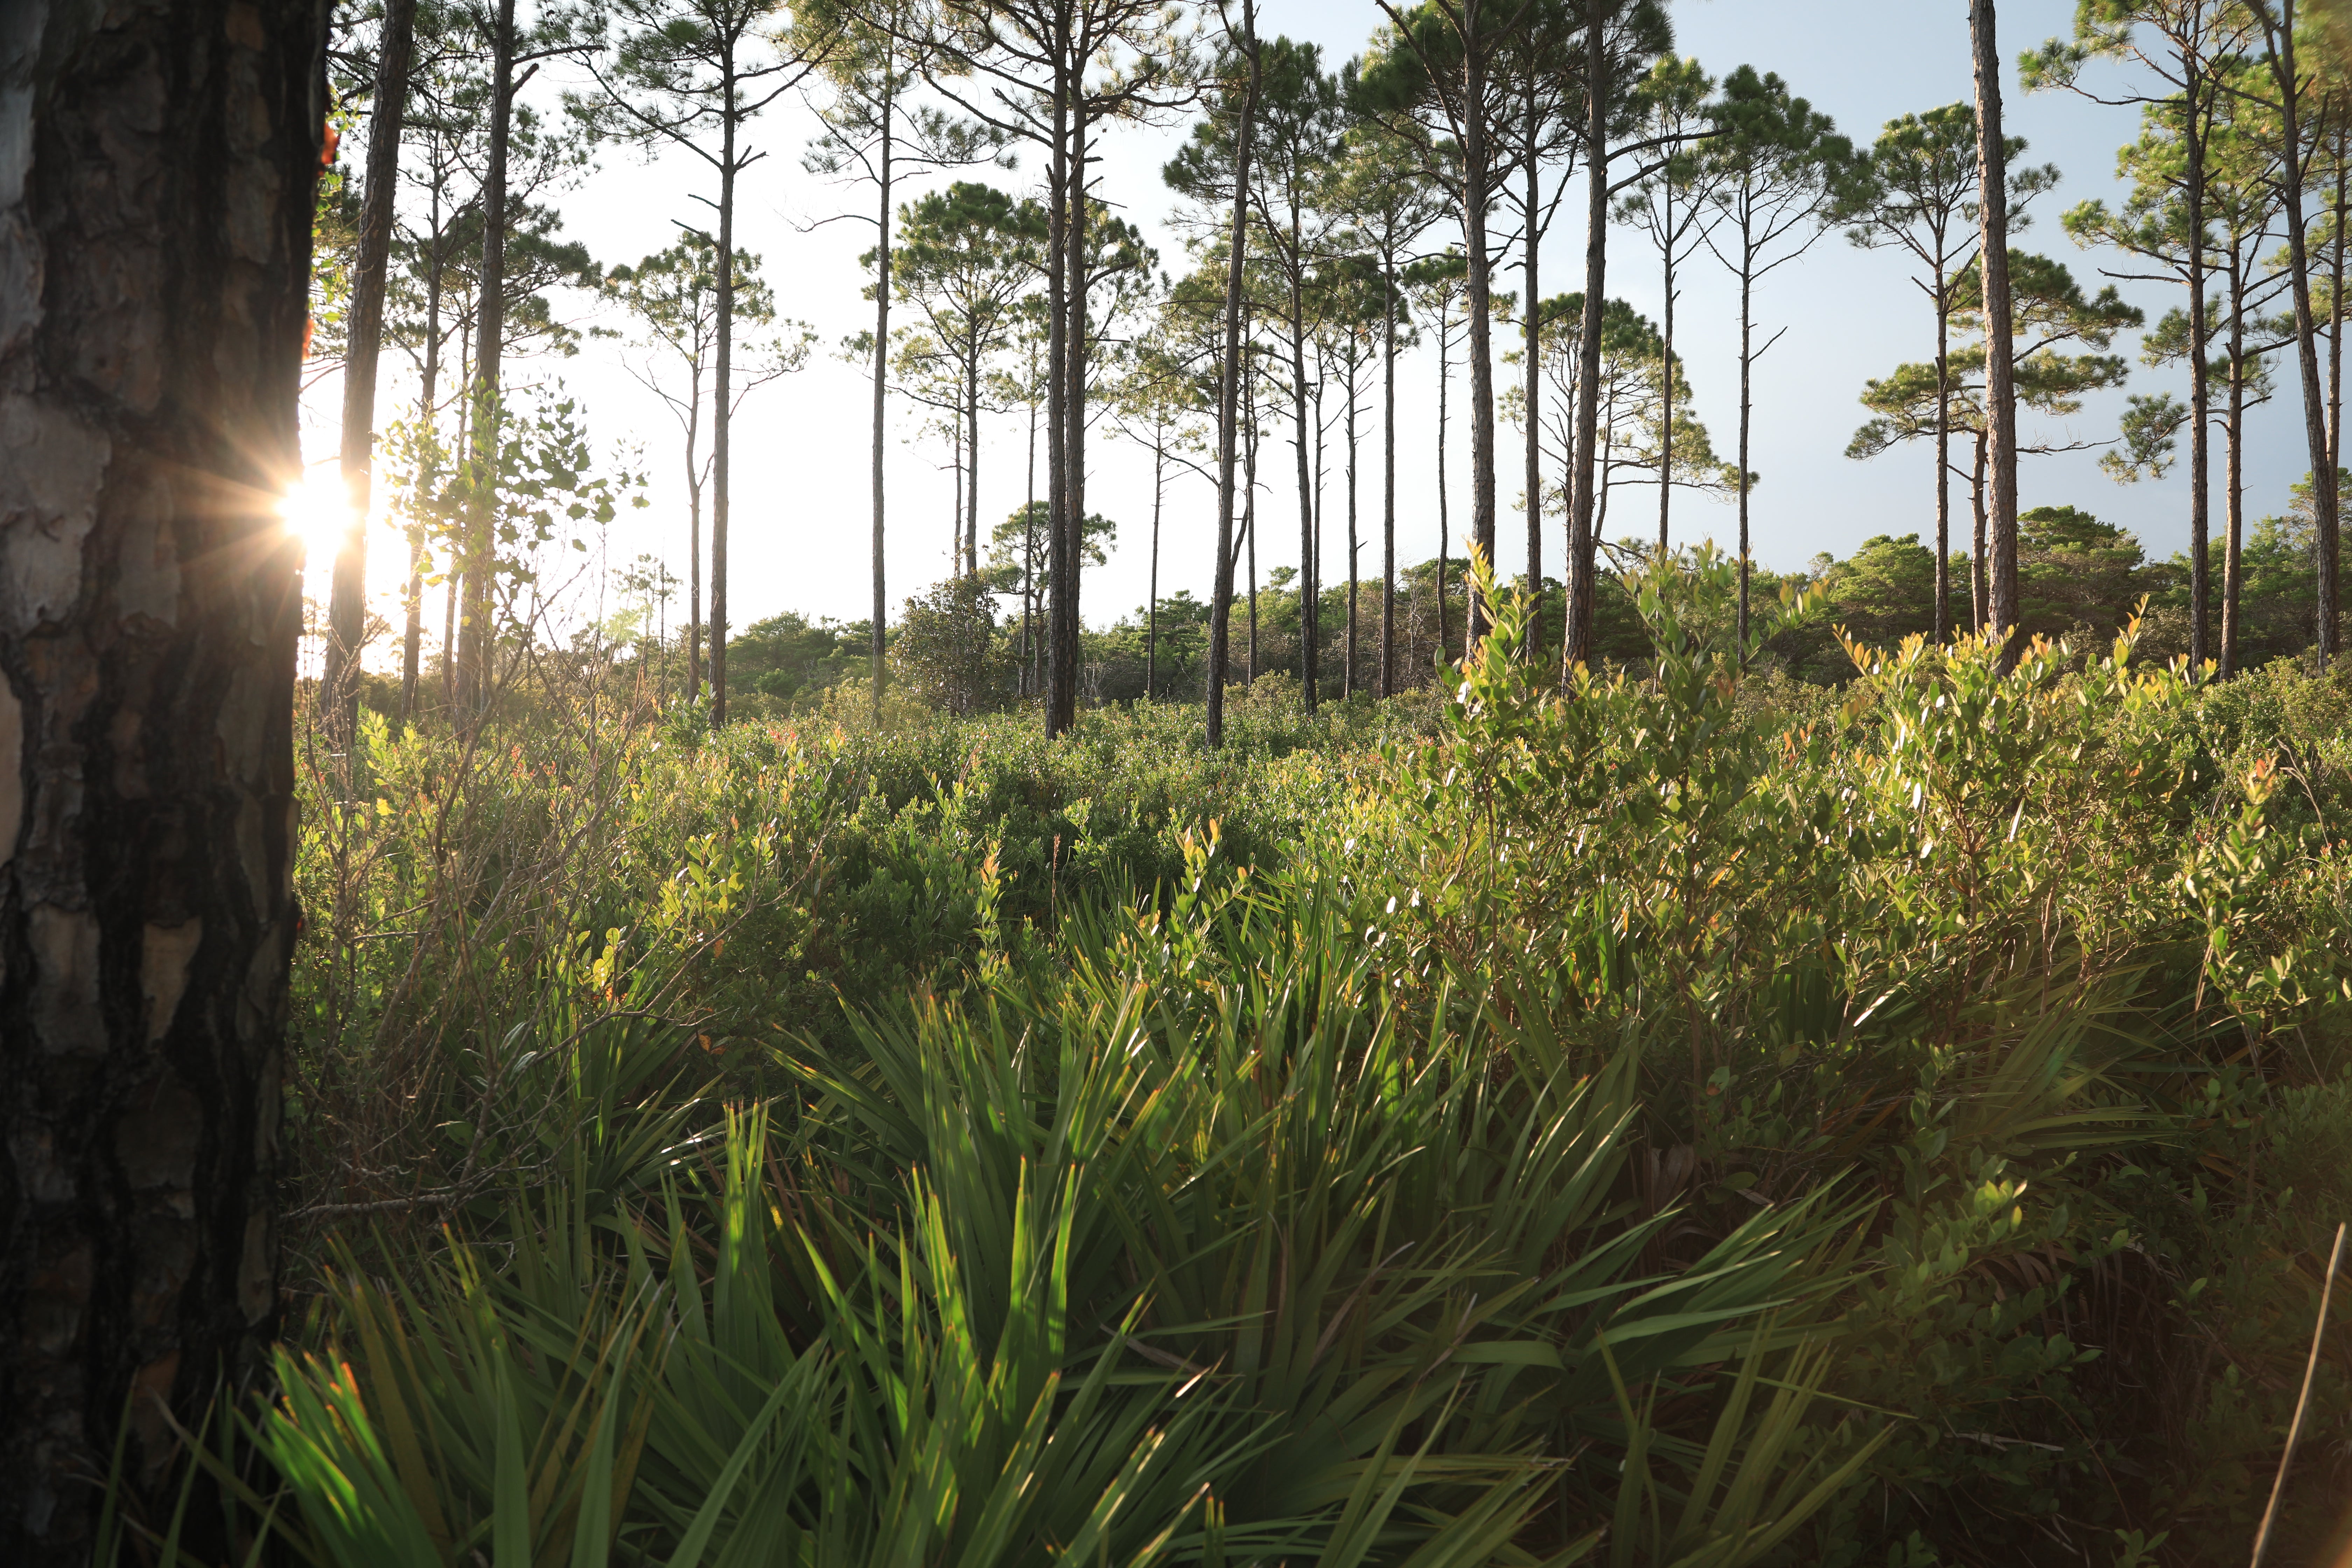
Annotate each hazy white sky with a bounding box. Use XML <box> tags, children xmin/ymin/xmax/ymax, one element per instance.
<box><xmin>301</xmin><ymin>0</ymin><xmax>2315</xmax><ymax>643</ymax></box>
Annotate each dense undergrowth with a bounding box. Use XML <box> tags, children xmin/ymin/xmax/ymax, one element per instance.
<box><xmin>137</xmin><ymin>556</ymin><xmax>2352</xmax><ymax>1568</ymax></box>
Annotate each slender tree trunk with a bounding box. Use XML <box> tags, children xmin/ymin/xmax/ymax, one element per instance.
<box><xmin>1054</xmin><ymin>98</ymin><xmax>1090</xmax><ymax>730</ymax></box>
<box><xmin>462</xmin><ymin>0</ymin><xmax>520</xmax><ymax>715</ymax></box>
<box><xmin>966</xmin><ymin>363</ymin><xmax>981</xmax><ymax>577</ymax></box>
<box><xmin>1381</xmin><ymin>240</ymin><xmax>1398</xmax><ymax>696</ymax></box>
<box><xmin>1298</xmin><ymin>320</ymin><xmax>1317</xmax><ymax>710</ymax></box>
<box><xmin>1522</xmin><ymin>78</ymin><xmax>1543</xmax><ymax>657</ymax></box>
<box><xmin>1345</xmin><ymin>345</ymin><xmax>1360</xmax><ymax>694</ymax></box>
<box><xmin>1437</xmin><ymin>312</ymin><xmax>1452</xmax><ymax>660</ymax></box>
<box><xmin>1208</xmin><ymin>5</ymin><xmax>1259</xmax><ymax>743</ymax></box>
<box><xmin>709</xmin><ymin>91</ymin><xmax>739</xmax><ymax>726</ymax></box>
<box><xmin>1933</xmin><ymin>274</ymin><xmax>1952</xmax><ymax>642</ymax></box>
<box><xmin>328</xmin><ymin>0</ymin><xmax>419</xmax><ymax>748</ymax></box>
<box><xmin>447</xmin><ymin>318</ymin><xmax>469</xmax><ymax>708</ymax></box>
<box><xmin>2267</xmin><ymin>1</ymin><xmax>2340</xmax><ymax>665</ymax></box>
<box><xmin>1463</xmin><ymin>0</ymin><xmax>1497</xmax><ymax>643</ymax></box>
<box><xmin>1736</xmin><ymin>233</ymin><xmax>1755</xmax><ymax>650</ymax></box>
<box><xmin>1566</xmin><ymin>0</ymin><xmax>1609</xmax><ymax>676</ymax></box>
<box><xmin>1659</xmin><ymin>184</ymin><xmax>1675</xmax><ymax>553</ymax></box>
<box><xmin>1148</xmin><ymin>430</ymin><xmax>1162</xmax><ymax>697</ymax></box>
<box><xmin>869</xmin><ymin>70</ymin><xmax>895</xmax><ymax>723</ymax></box>
<box><xmin>1045</xmin><ymin>44</ymin><xmax>1072</xmax><ymax>734</ymax></box>
<box><xmin>0</xmin><ymin>3</ymin><xmax>318</xmax><ymax>1558</ymax></box>
<box><xmin>2186</xmin><ymin>86</ymin><xmax>2213</xmax><ymax>672</ymax></box>
<box><xmin>400</xmin><ymin>217</ymin><xmax>444</xmax><ymax>724</ymax></box>
<box><xmin>1290</xmin><ymin>268</ymin><xmax>1317</xmax><ymax>710</ymax></box>
<box><xmin>2226</xmin><ymin>279</ymin><xmax>2247</xmax><ymax>677</ymax></box>
<box><xmin>1024</xmin><ymin>345</ymin><xmax>1038</xmax><ymax>695</ymax></box>
<box><xmin>1971</xmin><ymin>426</ymin><xmax>1989</xmax><ymax>627</ymax></box>
<box><xmin>2331</xmin><ymin>108</ymin><xmax>2345</xmax><ymax>482</ymax></box>
<box><xmin>686</xmin><ymin>371</ymin><xmax>704</xmax><ymax>695</ymax></box>
<box><xmin>1972</xmin><ymin>0</ymin><xmax>2020</xmax><ymax>648</ymax></box>
<box><xmin>1247</xmin><ymin>389</ymin><xmax>1261</xmax><ymax>679</ymax></box>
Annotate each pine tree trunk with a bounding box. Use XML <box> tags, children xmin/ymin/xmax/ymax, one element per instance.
<box><xmin>328</xmin><ymin>0</ymin><xmax>419</xmax><ymax>747</ymax></box>
<box><xmin>1381</xmin><ymin>239</ymin><xmax>1396</xmax><ymax>697</ymax></box>
<box><xmin>1054</xmin><ymin>96</ymin><xmax>1089</xmax><ymax>731</ymax></box>
<box><xmin>400</xmin><ymin>209</ymin><xmax>444</xmax><ymax>724</ymax></box>
<box><xmin>1148</xmin><ymin>433</ymin><xmax>1161</xmax><ymax>698</ymax></box>
<box><xmin>0</xmin><ymin>3</ymin><xmax>320</xmax><ymax>1558</ymax></box>
<box><xmin>966</xmin><ymin>356</ymin><xmax>981</xmax><ymax>577</ymax></box>
<box><xmin>1213</xmin><ymin>9</ymin><xmax>1251</xmax><ymax>743</ymax></box>
<box><xmin>2226</xmin><ymin>254</ymin><xmax>2248</xmax><ymax>677</ymax></box>
<box><xmin>2267</xmin><ymin>1</ymin><xmax>2340</xmax><ymax>665</ymax></box>
<box><xmin>1461</xmin><ymin>0</ymin><xmax>1497</xmax><ymax>644</ymax></box>
<box><xmin>1289</xmin><ymin>270</ymin><xmax>1316</xmax><ymax>710</ymax></box>
<box><xmin>1522</xmin><ymin>77</ymin><xmax>1542</xmax><ymax>658</ymax></box>
<box><xmin>1971</xmin><ymin>0</ymin><xmax>2021</xmax><ymax>650</ymax></box>
<box><xmin>1207</xmin><ymin>6</ymin><xmax>1258</xmax><ymax>743</ymax></box>
<box><xmin>1246</xmin><ymin>397</ymin><xmax>1260</xmax><ymax>680</ymax></box>
<box><xmin>1736</xmin><ymin>234</ymin><xmax>1754</xmax><ymax>651</ymax></box>
<box><xmin>870</xmin><ymin>70</ymin><xmax>893</xmax><ymax>726</ymax></box>
<box><xmin>685</xmin><ymin>356</ymin><xmax>704</xmax><ymax>696</ymax></box>
<box><xmin>1346</xmin><ymin>347</ymin><xmax>1359</xmax><ymax>695</ymax></box>
<box><xmin>1971</xmin><ymin>427</ymin><xmax>1989</xmax><ymax>627</ymax></box>
<box><xmin>1566</xmin><ymin>0</ymin><xmax>1609</xmax><ymax>675</ymax></box>
<box><xmin>2331</xmin><ymin>111</ymin><xmax>2345</xmax><ymax>484</ymax></box>
<box><xmin>1659</xmin><ymin>183</ymin><xmax>1675</xmax><ymax>553</ymax></box>
<box><xmin>709</xmin><ymin>96</ymin><xmax>737</xmax><ymax>726</ymax></box>
<box><xmin>1436</xmin><ymin>313</ymin><xmax>1451</xmax><ymax>661</ymax></box>
<box><xmin>1933</xmin><ymin>270</ymin><xmax>1952</xmax><ymax>643</ymax></box>
<box><xmin>461</xmin><ymin>0</ymin><xmax>518</xmax><ymax>715</ymax></box>
<box><xmin>1045</xmin><ymin>41</ymin><xmax>1072</xmax><ymax>734</ymax></box>
<box><xmin>2186</xmin><ymin>71</ymin><xmax>2212</xmax><ymax>672</ymax></box>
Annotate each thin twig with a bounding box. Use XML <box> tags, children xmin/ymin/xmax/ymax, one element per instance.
<box><xmin>2250</xmin><ymin>1220</ymin><xmax>2346</xmax><ymax>1568</ymax></box>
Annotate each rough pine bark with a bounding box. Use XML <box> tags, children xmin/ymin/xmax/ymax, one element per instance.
<box><xmin>0</xmin><ymin>1</ymin><xmax>320</xmax><ymax>1560</ymax></box>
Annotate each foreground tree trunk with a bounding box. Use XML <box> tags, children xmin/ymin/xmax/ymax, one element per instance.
<box><xmin>0</xmin><ymin>2</ymin><xmax>319</xmax><ymax>1561</ymax></box>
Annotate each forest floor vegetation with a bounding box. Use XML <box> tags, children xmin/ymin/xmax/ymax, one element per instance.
<box><xmin>133</xmin><ymin>555</ymin><xmax>2352</xmax><ymax>1568</ymax></box>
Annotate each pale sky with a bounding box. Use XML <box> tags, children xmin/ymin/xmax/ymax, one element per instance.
<box><xmin>298</xmin><ymin>0</ymin><xmax>2312</xmax><ymax>649</ymax></box>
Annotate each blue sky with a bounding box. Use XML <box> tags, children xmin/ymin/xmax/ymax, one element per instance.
<box><xmin>303</xmin><ymin>0</ymin><xmax>2315</xmax><ymax>642</ymax></box>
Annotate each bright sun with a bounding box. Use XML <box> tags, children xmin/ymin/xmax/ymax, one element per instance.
<box><xmin>278</xmin><ymin>468</ymin><xmax>353</xmax><ymax>558</ymax></box>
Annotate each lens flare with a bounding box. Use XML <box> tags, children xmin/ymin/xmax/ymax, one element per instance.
<box><xmin>278</xmin><ymin>468</ymin><xmax>354</xmax><ymax>558</ymax></box>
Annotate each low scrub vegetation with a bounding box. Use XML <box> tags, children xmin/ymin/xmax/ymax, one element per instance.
<box><xmin>152</xmin><ymin>557</ymin><xmax>2352</xmax><ymax>1568</ymax></box>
